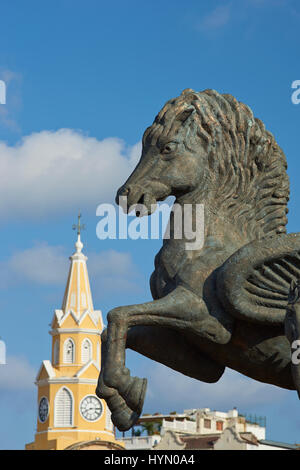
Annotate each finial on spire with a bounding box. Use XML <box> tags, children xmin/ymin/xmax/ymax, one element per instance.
<box><xmin>73</xmin><ymin>211</ymin><xmax>85</xmax><ymax>236</ymax></box>
<box><xmin>72</xmin><ymin>211</ymin><xmax>85</xmax><ymax>253</ymax></box>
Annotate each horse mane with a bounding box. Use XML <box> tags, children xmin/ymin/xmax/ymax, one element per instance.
<box><xmin>144</xmin><ymin>88</ymin><xmax>289</xmax><ymax>240</ymax></box>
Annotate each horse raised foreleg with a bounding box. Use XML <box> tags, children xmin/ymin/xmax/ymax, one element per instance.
<box><xmin>95</xmin><ymin>329</ymin><xmax>140</xmax><ymax>431</ymax></box>
<box><xmin>100</xmin><ymin>285</ymin><xmax>231</xmax><ymax>430</ymax></box>
<box><xmin>127</xmin><ymin>325</ymin><xmax>225</xmax><ymax>382</ymax></box>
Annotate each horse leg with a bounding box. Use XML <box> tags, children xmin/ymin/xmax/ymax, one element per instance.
<box><xmin>100</xmin><ymin>285</ymin><xmax>231</xmax><ymax>430</ymax></box>
<box><xmin>127</xmin><ymin>325</ymin><xmax>225</xmax><ymax>383</ymax></box>
<box><xmin>95</xmin><ymin>329</ymin><xmax>139</xmax><ymax>431</ymax></box>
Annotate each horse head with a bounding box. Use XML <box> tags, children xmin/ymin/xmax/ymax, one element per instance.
<box><xmin>117</xmin><ymin>88</ymin><xmax>289</xmax><ymax>240</ymax></box>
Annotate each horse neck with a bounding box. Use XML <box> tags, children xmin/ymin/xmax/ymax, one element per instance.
<box><xmin>175</xmin><ymin>189</ymin><xmax>252</xmax><ymax>255</ymax></box>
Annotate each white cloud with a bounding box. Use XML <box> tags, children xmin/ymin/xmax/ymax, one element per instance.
<box><xmin>0</xmin><ymin>243</ymin><xmax>68</xmax><ymax>287</ymax></box>
<box><xmin>0</xmin><ymin>129</ymin><xmax>142</xmax><ymax>219</ymax></box>
<box><xmin>0</xmin><ymin>242</ymin><xmax>141</xmax><ymax>293</ymax></box>
<box><xmin>0</xmin><ymin>355</ymin><xmax>36</xmax><ymax>390</ymax></box>
<box><xmin>128</xmin><ymin>141</ymin><xmax>142</xmax><ymax>168</ymax></box>
<box><xmin>88</xmin><ymin>249</ymin><xmax>142</xmax><ymax>293</ymax></box>
<box><xmin>7</xmin><ymin>243</ymin><xmax>68</xmax><ymax>285</ymax></box>
<box><xmin>197</xmin><ymin>4</ymin><xmax>232</xmax><ymax>32</ymax></box>
<box><xmin>196</xmin><ymin>1</ymin><xmax>288</xmax><ymax>35</ymax></box>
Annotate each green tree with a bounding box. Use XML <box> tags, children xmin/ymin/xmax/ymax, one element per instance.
<box><xmin>140</xmin><ymin>421</ymin><xmax>162</xmax><ymax>436</ymax></box>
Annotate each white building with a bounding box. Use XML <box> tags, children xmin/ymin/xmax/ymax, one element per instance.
<box><xmin>120</xmin><ymin>408</ymin><xmax>299</xmax><ymax>451</ymax></box>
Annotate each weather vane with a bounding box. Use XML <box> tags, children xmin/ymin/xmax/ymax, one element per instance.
<box><xmin>72</xmin><ymin>211</ymin><xmax>85</xmax><ymax>236</ymax></box>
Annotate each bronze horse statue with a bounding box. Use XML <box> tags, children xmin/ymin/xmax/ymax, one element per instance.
<box><xmin>96</xmin><ymin>88</ymin><xmax>300</xmax><ymax>431</ymax></box>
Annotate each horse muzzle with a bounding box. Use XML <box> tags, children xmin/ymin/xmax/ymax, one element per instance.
<box><xmin>116</xmin><ymin>183</ymin><xmax>169</xmax><ymax>217</ymax></box>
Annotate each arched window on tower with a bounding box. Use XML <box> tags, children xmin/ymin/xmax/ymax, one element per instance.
<box><xmin>63</xmin><ymin>338</ymin><xmax>75</xmax><ymax>364</ymax></box>
<box><xmin>53</xmin><ymin>339</ymin><xmax>59</xmax><ymax>365</ymax></box>
<box><xmin>81</xmin><ymin>338</ymin><xmax>92</xmax><ymax>363</ymax></box>
<box><xmin>54</xmin><ymin>387</ymin><xmax>73</xmax><ymax>427</ymax></box>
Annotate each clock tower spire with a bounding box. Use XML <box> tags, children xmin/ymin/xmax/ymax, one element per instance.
<box><xmin>26</xmin><ymin>215</ymin><xmax>124</xmax><ymax>450</ymax></box>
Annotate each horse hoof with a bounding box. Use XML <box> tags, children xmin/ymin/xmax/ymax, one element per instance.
<box><xmin>96</xmin><ymin>377</ymin><xmax>115</xmax><ymax>400</ymax></box>
<box><xmin>122</xmin><ymin>377</ymin><xmax>147</xmax><ymax>415</ymax></box>
<box><xmin>111</xmin><ymin>408</ymin><xmax>140</xmax><ymax>432</ymax></box>
<box><xmin>99</xmin><ymin>385</ymin><xmax>140</xmax><ymax>431</ymax></box>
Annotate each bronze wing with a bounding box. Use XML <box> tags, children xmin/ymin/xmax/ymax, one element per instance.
<box><xmin>217</xmin><ymin>233</ymin><xmax>300</xmax><ymax>325</ymax></box>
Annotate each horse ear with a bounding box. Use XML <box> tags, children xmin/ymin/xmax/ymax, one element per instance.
<box><xmin>176</xmin><ymin>106</ymin><xmax>195</xmax><ymax>123</ymax></box>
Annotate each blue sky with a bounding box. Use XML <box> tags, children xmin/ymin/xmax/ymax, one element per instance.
<box><xmin>0</xmin><ymin>0</ymin><xmax>300</xmax><ymax>449</ymax></box>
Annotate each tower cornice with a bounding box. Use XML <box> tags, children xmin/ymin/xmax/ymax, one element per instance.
<box><xmin>49</xmin><ymin>328</ymin><xmax>103</xmax><ymax>336</ymax></box>
<box><xmin>51</xmin><ymin>308</ymin><xmax>103</xmax><ymax>329</ymax></box>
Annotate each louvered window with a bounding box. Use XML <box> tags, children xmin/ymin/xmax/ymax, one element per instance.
<box><xmin>63</xmin><ymin>338</ymin><xmax>75</xmax><ymax>363</ymax></box>
<box><xmin>82</xmin><ymin>338</ymin><xmax>92</xmax><ymax>363</ymax></box>
<box><xmin>54</xmin><ymin>387</ymin><xmax>73</xmax><ymax>427</ymax></box>
<box><xmin>53</xmin><ymin>340</ymin><xmax>59</xmax><ymax>364</ymax></box>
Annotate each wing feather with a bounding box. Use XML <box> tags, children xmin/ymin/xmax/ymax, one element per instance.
<box><xmin>217</xmin><ymin>233</ymin><xmax>300</xmax><ymax>324</ymax></box>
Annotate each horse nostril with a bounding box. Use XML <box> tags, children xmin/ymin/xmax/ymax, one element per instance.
<box><xmin>117</xmin><ymin>185</ymin><xmax>129</xmax><ymax>196</ymax></box>
<box><xmin>116</xmin><ymin>185</ymin><xmax>130</xmax><ymax>206</ymax></box>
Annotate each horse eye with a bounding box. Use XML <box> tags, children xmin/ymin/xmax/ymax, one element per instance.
<box><xmin>162</xmin><ymin>142</ymin><xmax>177</xmax><ymax>154</ymax></box>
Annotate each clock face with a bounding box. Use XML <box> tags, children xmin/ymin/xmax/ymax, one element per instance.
<box><xmin>80</xmin><ymin>395</ymin><xmax>103</xmax><ymax>422</ymax></box>
<box><xmin>38</xmin><ymin>397</ymin><xmax>49</xmax><ymax>423</ymax></box>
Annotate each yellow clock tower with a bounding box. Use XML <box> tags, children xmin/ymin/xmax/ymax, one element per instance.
<box><xmin>26</xmin><ymin>215</ymin><xmax>124</xmax><ymax>450</ymax></box>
